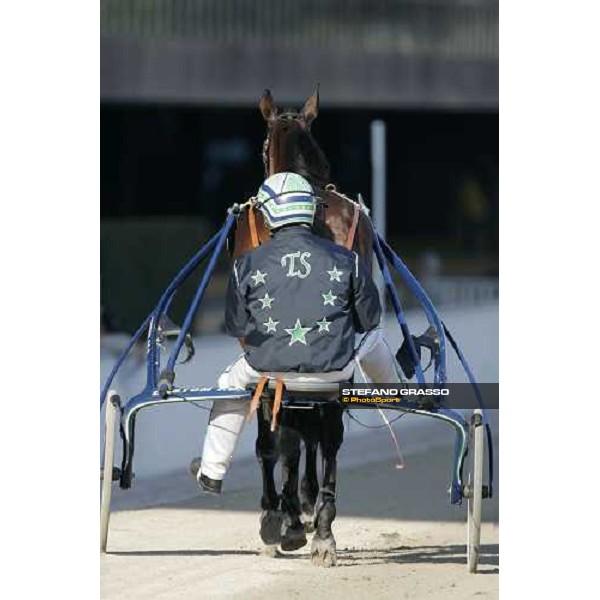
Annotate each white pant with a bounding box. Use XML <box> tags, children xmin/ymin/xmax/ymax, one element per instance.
<box><xmin>199</xmin><ymin>326</ymin><xmax>401</xmax><ymax>481</ymax></box>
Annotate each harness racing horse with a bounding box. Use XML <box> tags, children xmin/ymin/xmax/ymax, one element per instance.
<box><xmin>230</xmin><ymin>88</ymin><xmax>376</xmax><ymax>566</ymax></box>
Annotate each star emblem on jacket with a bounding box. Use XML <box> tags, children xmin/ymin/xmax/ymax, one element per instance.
<box><xmin>284</xmin><ymin>319</ymin><xmax>312</xmax><ymax>346</ymax></box>
<box><xmin>322</xmin><ymin>290</ymin><xmax>338</xmax><ymax>306</ymax></box>
<box><xmin>263</xmin><ymin>317</ymin><xmax>279</xmax><ymax>333</ymax></box>
<box><xmin>327</xmin><ymin>265</ymin><xmax>343</xmax><ymax>282</ymax></box>
<box><xmin>316</xmin><ymin>317</ymin><xmax>331</xmax><ymax>333</ymax></box>
<box><xmin>250</xmin><ymin>269</ymin><xmax>268</xmax><ymax>286</ymax></box>
<box><xmin>258</xmin><ymin>293</ymin><xmax>274</xmax><ymax>309</ymax></box>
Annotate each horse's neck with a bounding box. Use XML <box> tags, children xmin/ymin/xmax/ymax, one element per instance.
<box><xmin>269</xmin><ymin>136</ymin><xmax>330</xmax><ymax>187</ymax></box>
<box><xmin>270</xmin><ymin>166</ymin><xmax>330</xmax><ymax>192</ymax></box>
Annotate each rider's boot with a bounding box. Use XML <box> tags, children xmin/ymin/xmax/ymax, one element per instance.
<box><xmin>189</xmin><ymin>457</ymin><xmax>222</xmax><ymax>494</ymax></box>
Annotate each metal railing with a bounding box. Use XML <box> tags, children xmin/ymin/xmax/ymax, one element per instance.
<box><xmin>101</xmin><ymin>0</ymin><xmax>498</xmax><ymax>60</ymax></box>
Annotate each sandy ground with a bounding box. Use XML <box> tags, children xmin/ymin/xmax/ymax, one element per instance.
<box><xmin>101</xmin><ymin>431</ymin><xmax>499</xmax><ymax>600</ymax></box>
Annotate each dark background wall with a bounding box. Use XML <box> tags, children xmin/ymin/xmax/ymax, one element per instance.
<box><xmin>101</xmin><ymin>104</ymin><xmax>498</xmax><ymax>242</ymax></box>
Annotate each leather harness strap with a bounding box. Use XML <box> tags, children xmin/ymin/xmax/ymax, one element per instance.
<box><xmin>247</xmin><ymin>375</ymin><xmax>268</xmax><ymax>422</ymax></box>
<box><xmin>246</xmin><ymin>375</ymin><xmax>284</xmax><ymax>432</ymax></box>
<box><xmin>248</xmin><ymin>206</ymin><xmax>260</xmax><ymax>248</ymax></box>
<box><xmin>345</xmin><ymin>203</ymin><xmax>360</xmax><ymax>251</ymax></box>
<box><xmin>271</xmin><ymin>378</ymin><xmax>284</xmax><ymax>432</ymax></box>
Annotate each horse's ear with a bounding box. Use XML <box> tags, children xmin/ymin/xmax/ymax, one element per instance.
<box><xmin>259</xmin><ymin>89</ymin><xmax>277</xmax><ymax>121</ymax></box>
<box><xmin>301</xmin><ymin>85</ymin><xmax>319</xmax><ymax>125</ymax></box>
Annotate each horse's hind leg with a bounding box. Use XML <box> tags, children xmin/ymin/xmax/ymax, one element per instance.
<box><xmin>300</xmin><ymin>439</ymin><xmax>319</xmax><ymax>528</ymax></box>
<box><xmin>256</xmin><ymin>405</ymin><xmax>281</xmax><ymax>547</ymax></box>
<box><xmin>311</xmin><ymin>404</ymin><xmax>344</xmax><ymax>567</ymax></box>
<box><xmin>279</xmin><ymin>416</ymin><xmax>307</xmax><ymax>551</ymax></box>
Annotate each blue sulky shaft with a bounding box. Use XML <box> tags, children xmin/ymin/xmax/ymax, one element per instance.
<box><xmin>145</xmin><ymin>229</ymin><xmax>223</xmax><ymax>390</ymax></box>
<box><xmin>378</xmin><ymin>234</ymin><xmax>447</xmax><ymax>385</ymax></box>
<box><xmin>372</xmin><ymin>233</ymin><xmax>426</xmax><ymax>385</ymax></box>
<box><xmin>379</xmin><ymin>235</ymin><xmax>488</xmax><ymax>416</ymax></box>
<box><xmin>379</xmin><ymin>234</ymin><xmax>487</xmax><ymax>412</ymax></box>
<box><xmin>100</xmin><ymin>228</ymin><xmax>221</xmax><ymax>409</ymax></box>
<box><xmin>442</xmin><ymin>322</ymin><xmax>494</xmax><ymax>497</ymax></box>
<box><xmin>377</xmin><ymin>233</ymin><xmax>494</xmax><ymax>497</ymax></box>
<box><xmin>100</xmin><ymin>313</ymin><xmax>152</xmax><ymax>409</ymax></box>
<box><xmin>161</xmin><ymin>213</ymin><xmax>236</xmax><ymax>387</ymax></box>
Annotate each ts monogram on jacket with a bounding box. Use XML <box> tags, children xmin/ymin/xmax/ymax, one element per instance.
<box><xmin>225</xmin><ymin>225</ymin><xmax>381</xmax><ymax>373</ymax></box>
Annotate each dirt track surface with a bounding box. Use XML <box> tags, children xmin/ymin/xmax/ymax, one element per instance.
<box><xmin>101</xmin><ymin>439</ymin><xmax>499</xmax><ymax>600</ymax></box>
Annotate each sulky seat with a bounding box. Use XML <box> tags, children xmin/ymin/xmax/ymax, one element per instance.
<box><xmin>266</xmin><ymin>378</ymin><xmax>345</xmax><ymax>397</ymax></box>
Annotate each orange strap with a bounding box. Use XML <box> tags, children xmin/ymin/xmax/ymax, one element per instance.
<box><xmin>270</xmin><ymin>378</ymin><xmax>284</xmax><ymax>432</ymax></box>
<box><xmin>247</xmin><ymin>375</ymin><xmax>268</xmax><ymax>422</ymax></box>
<box><xmin>346</xmin><ymin>204</ymin><xmax>360</xmax><ymax>250</ymax></box>
<box><xmin>248</xmin><ymin>206</ymin><xmax>260</xmax><ymax>248</ymax></box>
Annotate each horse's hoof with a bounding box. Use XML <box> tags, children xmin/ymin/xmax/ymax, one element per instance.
<box><xmin>259</xmin><ymin>510</ymin><xmax>283</xmax><ymax>545</ymax></box>
<box><xmin>311</xmin><ymin>536</ymin><xmax>337</xmax><ymax>567</ymax></box>
<box><xmin>280</xmin><ymin>523</ymin><xmax>308</xmax><ymax>552</ymax></box>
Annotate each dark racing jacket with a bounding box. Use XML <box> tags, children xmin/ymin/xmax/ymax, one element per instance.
<box><xmin>225</xmin><ymin>225</ymin><xmax>381</xmax><ymax>373</ymax></box>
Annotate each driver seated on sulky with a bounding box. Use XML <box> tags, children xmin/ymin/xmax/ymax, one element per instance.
<box><xmin>194</xmin><ymin>172</ymin><xmax>402</xmax><ymax>493</ymax></box>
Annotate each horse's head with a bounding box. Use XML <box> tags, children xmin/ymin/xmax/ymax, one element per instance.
<box><xmin>259</xmin><ymin>88</ymin><xmax>330</xmax><ymax>187</ymax></box>
<box><xmin>230</xmin><ymin>87</ymin><xmax>371</xmax><ymax>267</ymax></box>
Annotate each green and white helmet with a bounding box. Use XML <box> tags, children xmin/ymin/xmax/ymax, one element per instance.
<box><xmin>256</xmin><ymin>172</ymin><xmax>316</xmax><ymax>229</ymax></box>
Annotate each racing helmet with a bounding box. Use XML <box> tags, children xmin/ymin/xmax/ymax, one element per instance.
<box><xmin>256</xmin><ymin>172</ymin><xmax>316</xmax><ymax>229</ymax></box>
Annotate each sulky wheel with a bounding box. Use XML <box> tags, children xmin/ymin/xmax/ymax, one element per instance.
<box><xmin>466</xmin><ymin>408</ymin><xmax>484</xmax><ymax>573</ymax></box>
<box><xmin>100</xmin><ymin>390</ymin><xmax>120</xmax><ymax>553</ymax></box>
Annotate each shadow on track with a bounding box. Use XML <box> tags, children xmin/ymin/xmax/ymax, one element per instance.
<box><xmin>107</xmin><ymin>549</ymin><xmax>259</xmax><ymax>557</ymax></box>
